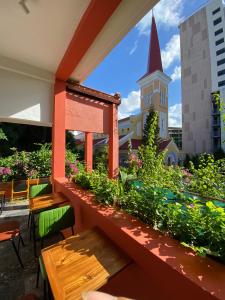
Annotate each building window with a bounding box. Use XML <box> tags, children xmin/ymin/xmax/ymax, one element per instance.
<box><xmin>215</xmin><ymin>38</ymin><xmax>224</xmax><ymax>46</ymax></box>
<box><xmin>218</xmin><ymin>69</ymin><xmax>225</xmax><ymax>76</ymax></box>
<box><xmin>215</xmin><ymin>28</ymin><xmax>223</xmax><ymax>36</ymax></box>
<box><xmin>213</xmin><ymin>7</ymin><xmax>221</xmax><ymax>15</ymax></box>
<box><xmin>214</xmin><ymin>17</ymin><xmax>222</xmax><ymax>26</ymax></box>
<box><xmin>217</xmin><ymin>58</ymin><xmax>225</xmax><ymax>66</ymax></box>
<box><xmin>218</xmin><ymin>80</ymin><xmax>225</xmax><ymax>87</ymax></box>
<box><xmin>143</xmin><ymin>93</ymin><xmax>152</xmax><ymax>108</ymax></box>
<box><xmin>160</xmin><ymin>90</ymin><xmax>166</xmax><ymax>106</ymax></box>
<box><xmin>216</xmin><ymin>48</ymin><xmax>225</xmax><ymax>56</ymax></box>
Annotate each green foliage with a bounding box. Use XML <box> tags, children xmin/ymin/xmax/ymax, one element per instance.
<box><xmin>121</xmin><ymin>188</ymin><xmax>225</xmax><ymax>261</ymax></box>
<box><xmin>0</xmin><ymin>128</ymin><xmax>7</xmax><ymax>141</ymax></box>
<box><xmin>74</xmin><ymin>169</ymin><xmax>119</xmax><ymax>206</ymax></box>
<box><xmin>142</xmin><ymin>107</ymin><xmax>160</xmax><ymax>149</ymax></box>
<box><xmin>0</xmin><ymin>143</ymin><xmax>79</xmax><ymax>181</ymax></box>
<box><xmin>212</xmin><ymin>92</ymin><xmax>225</xmax><ymax>140</ymax></box>
<box><xmin>189</xmin><ymin>154</ymin><xmax>225</xmax><ymax>199</ymax></box>
<box><xmin>138</xmin><ymin>111</ymin><xmax>183</xmax><ymax>192</ymax></box>
<box><xmin>118</xmin><ymin>169</ymin><xmax>136</xmax><ymax>196</ymax></box>
<box><xmin>28</xmin><ymin>144</ymin><xmax>52</xmax><ymax>178</ymax></box>
<box><xmin>0</xmin><ymin>123</ymin><xmax>52</xmax><ymax>157</ymax></box>
<box><xmin>0</xmin><ymin>123</ymin><xmax>77</xmax><ymax>157</ymax></box>
<box><xmin>93</xmin><ymin>146</ymin><xmax>108</xmax><ymax>172</ymax></box>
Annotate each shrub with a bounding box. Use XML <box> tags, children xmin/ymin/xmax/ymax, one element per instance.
<box><xmin>0</xmin><ymin>143</ymin><xmax>80</xmax><ymax>181</ymax></box>
<box><xmin>189</xmin><ymin>154</ymin><xmax>225</xmax><ymax>199</ymax></box>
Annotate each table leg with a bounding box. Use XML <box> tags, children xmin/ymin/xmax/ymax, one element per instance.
<box><xmin>0</xmin><ymin>196</ymin><xmax>2</xmax><ymax>215</ymax></box>
<box><xmin>11</xmin><ymin>238</ymin><xmax>24</xmax><ymax>268</ymax></box>
<box><xmin>0</xmin><ymin>194</ymin><xmax>4</xmax><ymax>214</ymax></box>
<box><xmin>32</xmin><ymin>213</ymin><xmax>37</xmax><ymax>257</ymax></box>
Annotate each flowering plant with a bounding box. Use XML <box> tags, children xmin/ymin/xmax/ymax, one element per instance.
<box><xmin>128</xmin><ymin>153</ymin><xmax>142</xmax><ymax>175</ymax></box>
<box><xmin>0</xmin><ymin>167</ymin><xmax>12</xmax><ymax>182</ymax></box>
<box><xmin>65</xmin><ymin>161</ymin><xmax>79</xmax><ymax>178</ymax></box>
<box><xmin>69</xmin><ymin>163</ymin><xmax>79</xmax><ymax>175</ymax></box>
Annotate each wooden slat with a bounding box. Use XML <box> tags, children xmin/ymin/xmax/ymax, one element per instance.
<box><xmin>42</xmin><ymin>228</ymin><xmax>130</xmax><ymax>300</ymax></box>
<box><xmin>29</xmin><ymin>193</ymin><xmax>68</xmax><ymax>212</ymax></box>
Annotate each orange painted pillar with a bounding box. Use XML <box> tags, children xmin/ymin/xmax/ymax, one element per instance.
<box><xmin>108</xmin><ymin>103</ymin><xmax>119</xmax><ymax>178</ymax></box>
<box><xmin>52</xmin><ymin>79</ymin><xmax>66</xmax><ymax>180</ymax></box>
<box><xmin>85</xmin><ymin>132</ymin><xmax>93</xmax><ymax>172</ymax></box>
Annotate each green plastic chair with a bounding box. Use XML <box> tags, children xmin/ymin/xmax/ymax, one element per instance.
<box><xmin>29</xmin><ymin>183</ymin><xmax>52</xmax><ymax>199</ymax></box>
<box><xmin>28</xmin><ymin>183</ymin><xmax>53</xmax><ymax>240</ymax></box>
<box><xmin>36</xmin><ymin>205</ymin><xmax>75</xmax><ymax>296</ymax></box>
<box><xmin>38</xmin><ymin>205</ymin><xmax>75</xmax><ymax>240</ymax></box>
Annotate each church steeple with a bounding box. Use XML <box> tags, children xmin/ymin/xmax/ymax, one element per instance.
<box><xmin>147</xmin><ymin>14</ymin><xmax>163</xmax><ymax>75</ymax></box>
<box><xmin>137</xmin><ymin>13</ymin><xmax>171</xmax><ymax>140</ymax></box>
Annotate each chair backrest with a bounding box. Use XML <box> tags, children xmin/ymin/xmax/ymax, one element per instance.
<box><xmin>38</xmin><ymin>205</ymin><xmax>75</xmax><ymax>238</ymax></box>
<box><xmin>12</xmin><ymin>179</ymin><xmax>28</xmax><ymax>193</ymax></box>
<box><xmin>39</xmin><ymin>177</ymin><xmax>51</xmax><ymax>185</ymax></box>
<box><xmin>29</xmin><ymin>183</ymin><xmax>52</xmax><ymax>199</ymax></box>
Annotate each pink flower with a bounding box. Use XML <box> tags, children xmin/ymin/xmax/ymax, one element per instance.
<box><xmin>129</xmin><ymin>153</ymin><xmax>137</xmax><ymax>161</ymax></box>
<box><xmin>0</xmin><ymin>167</ymin><xmax>11</xmax><ymax>175</ymax></box>
<box><xmin>137</xmin><ymin>159</ymin><xmax>142</xmax><ymax>168</ymax></box>
<box><xmin>4</xmin><ymin>167</ymin><xmax>11</xmax><ymax>175</ymax></box>
<box><xmin>69</xmin><ymin>163</ymin><xmax>79</xmax><ymax>175</ymax></box>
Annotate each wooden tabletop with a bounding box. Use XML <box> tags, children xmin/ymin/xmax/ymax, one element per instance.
<box><xmin>41</xmin><ymin>227</ymin><xmax>131</xmax><ymax>300</ymax></box>
<box><xmin>29</xmin><ymin>193</ymin><xmax>68</xmax><ymax>213</ymax></box>
<box><xmin>0</xmin><ymin>191</ymin><xmax>6</xmax><ymax>196</ymax></box>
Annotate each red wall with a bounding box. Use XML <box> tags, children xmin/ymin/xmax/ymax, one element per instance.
<box><xmin>66</xmin><ymin>93</ymin><xmax>110</xmax><ymax>133</ymax></box>
<box><xmin>55</xmin><ymin>179</ymin><xmax>225</xmax><ymax>300</ymax></box>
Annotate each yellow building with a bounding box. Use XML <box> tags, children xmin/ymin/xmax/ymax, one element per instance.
<box><xmin>119</xmin><ymin>14</ymin><xmax>171</xmax><ymax>140</ymax></box>
<box><xmin>118</xmin><ymin>15</ymin><xmax>180</xmax><ymax>165</ymax></box>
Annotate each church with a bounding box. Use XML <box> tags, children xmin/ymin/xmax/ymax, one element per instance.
<box><xmin>76</xmin><ymin>14</ymin><xmax>180</xmax><ymax>165</ymax></box>
<box><xmin>118</xmin><ymin>14</ymin><xmax>180</xmax><ymax>165</ymax></box>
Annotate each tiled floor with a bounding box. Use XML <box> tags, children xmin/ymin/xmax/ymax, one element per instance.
<box><xmin>0</xmin><ymin>200</ymin><xmax>56</xmax><ymax>300</ymax></box>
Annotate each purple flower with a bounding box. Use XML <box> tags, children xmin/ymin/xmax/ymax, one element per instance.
<box><xmin>69</xmin><ymin>163</ymin><xmax>79</xmax><ymax>175</ymax></box>
<box><xmin>0</xmin><ymin>167</ymin><xmax>4</xmax><ymax>175</ymax></box>
<box><xmin>0</xmin><ymin>167</ymin><xmax>11</xmax><ymax>176</ymax></box>
<box><xmin>137</xmin><ymin>159</ymin><xmax>142</xmax><ymax>168</ymax></box>
<box><xmin>28</xmin><ymin>169</ymin><xmax>37</xmax><ymax>178</ymax></box>
<box><xmin>3</xmin><ymin>167</ymin><xmax>11</xmax><ymax>175</ymax></box>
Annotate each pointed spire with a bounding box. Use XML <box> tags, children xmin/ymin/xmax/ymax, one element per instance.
<box><xmin>147</xmin><ymin>14</ymin><xmax>163</xmax><ymax>75</ymax></box>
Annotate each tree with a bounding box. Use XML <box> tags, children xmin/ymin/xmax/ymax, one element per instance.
<box><xmin>142</xmin><ymin>107</ymin><xmax>160</xmax><ymax>151</ymax></box>
<box><xmin>212</xmin><ymin>92</ymin><xmax>225</xmax><ymax>143</ymax></box>
<box><xmin>0</xmin><ymin>128</ymin><xmax>7</xmax><ymax>141</ymax></box>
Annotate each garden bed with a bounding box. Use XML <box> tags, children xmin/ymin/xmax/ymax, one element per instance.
<box><xmin>55</xmin><ymin>178</ymin><xmax>225</xmax><ymax>300</ymax></box>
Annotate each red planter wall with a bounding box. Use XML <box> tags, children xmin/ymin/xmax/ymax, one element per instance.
<box><xmin>55</xmin><ymin>178</ymin><xmax>225</xmax><ymax>300</ymax></box>
<box><xmin>0</xmin><ymin>182</ymin><xmax>12</xmax><ymax>199</ymax></box>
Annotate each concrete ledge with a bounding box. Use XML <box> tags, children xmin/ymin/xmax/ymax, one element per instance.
<box><xmin>55</xmin><ymin>177</ymin><xmax>225</xmax><ymax>300</ymax></box>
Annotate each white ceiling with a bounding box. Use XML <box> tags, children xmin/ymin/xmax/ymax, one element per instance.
<box><xmin>0</xmin><ymin>0</ymin><xmax>159</xmax><ymax>82</ymax></box>
<box><xmin>0</xmin><ymin>0</ymin><xmax>90</xmax><ymax>73</ymax></box>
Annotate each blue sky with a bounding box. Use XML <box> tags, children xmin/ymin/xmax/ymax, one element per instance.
<box><xmin>84</xmin><ymin>0</ymin><xmax>209</xmax><ymax>127</ymax></box>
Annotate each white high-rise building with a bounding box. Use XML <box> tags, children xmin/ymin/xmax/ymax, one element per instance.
<box><xmin>180</xmin><ymin>0</ymin><xmax>225</xmax><ymax>155</ymax></box>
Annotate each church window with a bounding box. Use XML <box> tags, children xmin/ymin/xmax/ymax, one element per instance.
<box><xmin>143</xmin><ymin>92</ymin><xmax>152</xmax><ymax>108</ymax></box>
<box><xmin>160</xmin><ymin>90</ymin><xmax>166</xmax><ymax>106</ymax></box>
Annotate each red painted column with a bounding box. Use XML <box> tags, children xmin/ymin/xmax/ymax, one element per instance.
<box><xmin>108</xmin><ymin>103</ymin><xmax>119</xmax><ymax>178</ymax></box>
<box><xmin>85</xmin><ymin>132</ymin><xmax>93</xmax><ymax>172</ymax></box>
<box><xmin>52</xmin><ymin>80</ymin><xmax>66</xmax><ymax>180</ymax></box>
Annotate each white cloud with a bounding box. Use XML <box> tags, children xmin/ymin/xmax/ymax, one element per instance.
<box><xmin>129</xmin><ymin>40</ymin><xmax>138</xmax><ymax>55</ymax></box>
<box><xmin>136</xmin><ymin>0</ymin><xmax>184</xmax><ymax>35</ymax></box>
<box><xmin>171</xmin><ymin>65</ymin><xmax>181</xmax><ymax>81</ymax></box>
<box><xmin>119</xmin><ymin>90</ymin><xmax>140</xmax><ymax>119</ymax></box>
<box><xmin>161</xmin><ymin>34</ymin><xmax>180</xmax><ymax>69</ymax></box>
<box><xmin>169</xmin><ymin>103</ymin><xmax>182</xmax><ymax>127</ymax></box>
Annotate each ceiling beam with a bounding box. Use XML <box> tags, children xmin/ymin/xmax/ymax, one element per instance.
<box><xmin>55</xmin><ymin>0</ymin><xmax>122</xmax><ymax>81</ymax></box>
